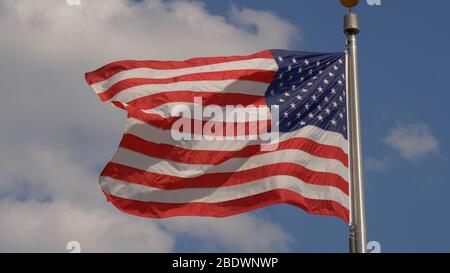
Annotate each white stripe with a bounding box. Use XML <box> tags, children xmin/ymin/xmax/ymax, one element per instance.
<box><xmin>111</xmin><ymin>147</ymin><xmax>349</xmax><ymax>181</ymax></box>
<box><xmin>125</xmin><ymin>118</ymin><xmax>349</xmax><ymax>153</ymax></box>
<box><xmin>141</xmin><ymin>102</ymin><xmax>270</xmax><ymax>122</ymax></box>
<box><xmin>91</xmin><ymin>58</ymin><xmax>278</xmax><ymax>94</ymax></box>
<box><xmin>107</xmin><ymin>80</ymin><xmax>270</xmax><ymax>104</ymax></box>
<box><xmin>100</xmin><ymin>175</ymin><xmax>349</xmax><ymax>209</ymax></box>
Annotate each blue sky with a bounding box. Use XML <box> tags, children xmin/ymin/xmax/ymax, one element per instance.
<box><xmin>0</xmin><ymin>0</ymin><xmax>449</xmax><ymax>252</ymax></box>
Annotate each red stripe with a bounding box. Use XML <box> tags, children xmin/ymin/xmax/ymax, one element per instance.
<box><xmin>101</xmin><ymin>162</ymin><xmax>349</xmax><ymax>195</ymax></box>
<box><xmin>98</xmin><ymin>69</ymin><xmax>275</xmax><ymax>101</ymax></box>
<box><xmin>120</xmin><ymin>133</ymin><xmax>348</xmax><ymax>167</ymax></box>
<box><xmin>127</xmin><ymin>111</ymin><xmax>271</xmax><ymax>136</ymax></box>
<box><xmin>85</xmin><ymin>50</ymin><xmax>274</xmax><ymax>85</ymax></box>
<box><xmin>126</xmin><ymin>91</ymin><xmax>267</xmax><ymax>110</ymax></box>
<box><xmin>103</xmin><ymin>189</ymin><xmax>349</xmax><ymax>223</ymax></box>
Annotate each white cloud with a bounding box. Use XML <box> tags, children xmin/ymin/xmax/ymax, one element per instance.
<box><xmin>0</xmin><ymin>200</ymin><xmax>175</xmax><ymax>252</ymax></box>
<box><xmin>383</xmin><ymin>123</ymin><xmax>439</xmax><ymax>161</ymax></box>
<box><xmin>0</xmin><ymin>0</ymin><xmax>298</xmax><ymax>252</ymax></box>
<box><xmin>228</xmin><ymin>4</ymin><xmax>300</xmax><ymax>49</ymax></box>
<box><xmin>0</xmin><ymin>142</ymin><xmax>175</xmax><ymax>252</ymax></box>
<box><xmin>163</xmin><ymin>215</ymin><xmax>293</xmax><ymax>252</ymax></box>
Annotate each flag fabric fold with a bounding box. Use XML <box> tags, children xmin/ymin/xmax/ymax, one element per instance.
<box><xmin>85</xmin><ymin>49</ymin><xmax>350</xmax><ymax>222</ymax></box>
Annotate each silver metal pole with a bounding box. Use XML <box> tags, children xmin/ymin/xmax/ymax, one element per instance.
<box><xmin>344</xmin><ymin>12</ymin><xmax>367</xmax><ymax>253</ymax></box>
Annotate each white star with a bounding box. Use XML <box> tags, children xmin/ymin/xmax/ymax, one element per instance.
<box><xmin>318</xmin><ymin>115</ymin><xmax>324</xmax><ymax>121</ymax></box>
<box><xmin>325</xmin><ymin>96</ymin><xmax>329</xmax><ymax>102</ymax></box>
<box><xmin>298</xmin><ymin>68</ymin><xmax>302</xmax><ymax>73</ymax></box>
<box><xmin>278</xmin><ymin>56</ymin><xmax>283</xmax><ymax>62</ymax></box>
<box><xmin>279</xmin><ymin>98</ymin><xmax>285</xmax><ymax>103</ymax></box>
<box><xmin>296</xmin><ymin>95</ymin><xmax>302</xmax><ymax>100</ymax></box>
<box><xmin>296</xmin><ymin>112</ymin><xmax>301</xmax><ymax>118</ymax></box>
<box><xmin>284</xmin><ymin>92</ymin><xmax>290</xmax><ymax>97</ymax></box>
<box><xmin>300</xmin><ymin>120</ymin><xmax>306</xmax><ymax>126</ymax></box>
<box><xmin>325</xmin><ymin>108</ymin><xmax>331</xmax><ymax>114</ymax></box>
<box><xmin>305</xmin><ymin>103</ymin><xmax>310</xmax><ymax>110</ymax></box>
<box><xmin>331</xmin><ymin>119</ymin><xmax>337</xmax><ymax>125</ymax></box>
<box><xmin>287</xmin><ymin>65</ymin><xmax>292</xmax><ymax>71</ymax></box>
<box><xmin>328</xmin><ymin>72</ymin><xmax>335</xmax><ymax>77</ymax></box>
<box><xmin>300</xmin><ymin>77</ymin><xmax>304</xmax><ymax>82</ymax></box>
<box><xmin>309</xmin><ymin>69</ymin><xmax>313</xmax><ymax>75</ymax></box>
<box><xmin>316</xmin><ymin>61</ymin><xmax>321</xmax><ymax>67</ymax></box>
<box><xmin>338</xmin><ymin>80</ymin><xmax>343</xmax><ymax>85</ymax></box>
<box><xmin>312</xmin><ymin>95</ymin><xmax>317</xmax><ymax>101</ymax></box>
<box><xmin>308</xmin><ymin>113</ymin><xmax>314</xmax><ymax>119</ymax></box>
<box><xmin>278</xmin><ymin>73</ymin><xmax>283</xmax><ymax>79</ymax></box>
<box><xmin>304</xmin><ymin>59</ymin><xmax>309</xmax><ymax>65</ymax></box>
<box><xmin>287</xmin><ymin>121</ymin><xmax>292</xmax><ymax>127</ymax></box>
<box><xmin>339</xmin><ymin>96</ymin><xmax>343</xmax><ymax>102</ymax></box>
<box><xmin>323</xmin><ymin>79</ymin><xmax>329</xmax><ymax>85</ymax></box>
<box><xmin>292</xmin><ymin>57</ymin><xmax>297</xmax><ymax>64</ymax></box>
<box><xmin>291</xmin><ymin>85</ymin><xmax>296</xmax><ymax>91</ymax></box>
<box><xmin>317</xmin><ymin>105</ymin><xmax>322</xmax><ymax>111</ymax></box>
<box><xmin>290</xmin><ymin>103</ymin><xmax>296</xmax><ymax>109</ymax></box>
<box><xmin>319</xmin><ymin>70</ymin><xmax>323</xmax><ymax>74</ymax></box>
<box><xmin>307</xmin><ymin>82</ymin><xmax>313</xmax><ymax>86</ymax></box>
<box><xmin>333</xmin><ymin>65</ymin><xmax>338</xmax><ymax>71</ymax></box>
<box><xmin>338</xmin><ymin>58</ymin><xmax>343</xmax><ymax>64</ymax></box>
<box><xmin>331</xmin><ymin>88</ymin><xmax>336</xmax><ymax>94</ymax></box>
<box><xmin>283</xmin><ymin>111</ymin><xmax>289</xmax><ymax>118</ymax></box>
<box><xmin>339</xmin><ymin>113</ymin><xmax>344</xmax><ymax>119</ymax></box>
<box><xmin>312</xmin><ymin>76</ymin><xmax>318</xmax><ymax>80</ymax></box>
<box><xmin>318</xmin><ymin>87</ymin><xmax>323</xmax><ymax>93</ymax></box>
<box><xmin>301</xmin><ymin>88</ymin><xmax>308</xmax><ymax>93</ymax></box>
<box><xmin>333</xmin><ymin>102</ymin><xmax>338</xmax><ymax>108</ymax></box>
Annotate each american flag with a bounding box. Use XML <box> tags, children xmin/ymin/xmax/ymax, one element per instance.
<box><xmin>85</xmin><ymin>50</ymin><xmax>349</xmax><ymax>222</ymax></box>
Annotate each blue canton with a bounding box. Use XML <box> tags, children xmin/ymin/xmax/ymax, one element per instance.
<box><xmin>265</xmin><ymin>50</ymin><xmax>347</xmax><ymax>139</ymax></box>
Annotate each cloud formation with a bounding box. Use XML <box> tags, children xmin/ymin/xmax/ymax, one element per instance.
<box><xmin>163</xmin><ymin>215</ymin><xmax>293</xmax><ymax>252</ymax></box>
<box><xmin>383</xmin><ymin>123</ymin><xmax>439</xmax><ymax>161</ymax></box>
<box><xmin>0</xmin><ymin>0</ymin><xmax>299</xmax><ymax>252</ymax></box>
<box><xmin>0</xmin><ymin>200</ymin><xmax>175</xmax><ymax>252</ymax></box>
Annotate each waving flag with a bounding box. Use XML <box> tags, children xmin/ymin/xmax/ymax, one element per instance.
<box><xmin>85</xmin><ymin>50</ymin><xmax>350</xmax><ymax>222</ymax></box>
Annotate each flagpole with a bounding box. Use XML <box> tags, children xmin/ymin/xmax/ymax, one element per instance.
<box><xmin>341</xmin><ymin>2</ymin><xmax>368</xmax><ymax>253</ymax></box>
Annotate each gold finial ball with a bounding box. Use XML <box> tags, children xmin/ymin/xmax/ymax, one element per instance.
<box><xmin>340</xmin><ymin>0</ymin><xmax>359</xmax><ymax>8</ymax></box>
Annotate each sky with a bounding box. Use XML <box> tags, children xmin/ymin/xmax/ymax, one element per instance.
<box><xmin>0</xmin><ymin>0</ymin><xmax>449</xmax><ymax>253</ymax></box>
